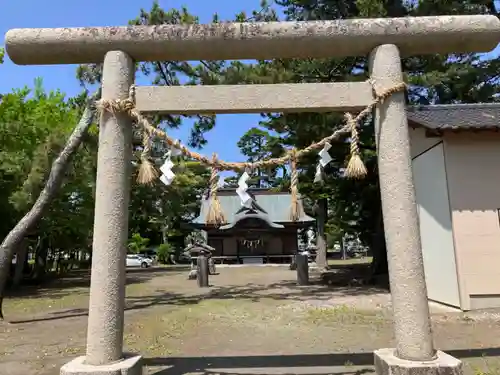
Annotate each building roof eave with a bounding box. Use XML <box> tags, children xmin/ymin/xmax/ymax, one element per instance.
<box><xmin>406</xmin><ymin>103</ymin><xmax>500</xmax><ymax>132</ymax></box>
<box><xmin>218</xmin><ymin>213</ymin><xmax>285</xmax><ymax>231</ymax></box>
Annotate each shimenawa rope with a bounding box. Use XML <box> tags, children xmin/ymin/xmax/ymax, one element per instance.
<box><xmin>97</xmin><ymin>80</ymin><xmax>406</xmax><ymax>225</ymax></box>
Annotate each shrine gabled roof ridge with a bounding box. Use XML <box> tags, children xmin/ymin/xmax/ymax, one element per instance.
<box><xmin>218</xmin><ymin>213</ymin><xmax>285</xmax><ymax>231</ymax></box>
<box><xmin>234</xmin><ymin>196</ymin><xmax>268</xmax><ymax>216</ymax></box>
<box><xmin>191</xmin><ymin>190</ymin><xmax>315</xmax><ymax>225</ymax></box>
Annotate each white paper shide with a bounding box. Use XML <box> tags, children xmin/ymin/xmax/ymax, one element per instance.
<box><xmin>236</xmin><ymin>171</ymin><xmax>253</xmax><ymax>207</ymax></box>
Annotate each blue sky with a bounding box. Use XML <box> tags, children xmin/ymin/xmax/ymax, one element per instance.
<box><xmin>0</xmin><ymin>0</ymin><xmax>268</xmax><ymax>174</ymax></box>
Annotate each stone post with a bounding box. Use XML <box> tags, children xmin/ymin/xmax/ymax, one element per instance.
<box><xmin>197</xmin><ymin>255</ymin><xmax>210</xmax><ymax>288</ymax></box>
<box><xmin>60</xmin><ymin>51</ymin><xmax>142</xmax><ymax>375</ymax></box>
<box><xmin>369</xmin><ymin>44</ymin><xmax>461</xmax><ymax>375</ymax></box>
<box><xmin>296</xmin><ymin>253</ymin><xmax>309</xmax><ymax>285</ymax></box>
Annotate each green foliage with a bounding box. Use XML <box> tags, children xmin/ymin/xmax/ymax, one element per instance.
<box><xmin>127</xmin><ymin>233</ymin><xmax>150</xmax><ymax>254</ymax></box>
<box><xmin>3</xmin><ymin>0</ymin><xmax>498</xmax><ymax>287</ymax></box>
<box><xmin>76</xmin><ymin>0</ymin><xmax>278</xmax><ymax>148</ymax></box>
<box><xmin>227</xmin><ymin>0</ymin><xmax>500</xmax><ymax>257</ymax></box>
<box><xmin>0</xmin><ymin>79</ymin><xmax>94</xmax><ymax>245</ymax></box>
<box><xmin>157</xmin><ymin>243</ymin><xmax>174</xmax><ymax>264</ymax></box>
<box><xmin>0</xmin><ymin>47</ymin><xmax>4</xmax><ymax>64</ymax></box>
<box><xmin>129</xmin><ymin>158</ymin><xmax>211</xmax><ymax>244</ymax></box>
<box><xmin>234</xmin><ymin>127</ymin><xmax>286</xmax><ymax>188</ymax></box>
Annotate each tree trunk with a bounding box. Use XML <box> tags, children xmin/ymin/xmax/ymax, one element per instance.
<box><xmin>162</xmin><ymin>225</ymin><xmax>168</xmax><ymax>244</ymax></box>
<box><xmin>12</xmin><ymin>239</ymin><xmax>28</xmax><ymax>287</ymax></box>
<box><xmin>33</xmin><ymin>237</ymin><xmax>49</xmax><ymax>281</ymax></box>
<box><xmin>0</xmin><ymin>94</ymin><xmax>99</xmax><ymax>320</ymax></box>
<box><xmin>315</xmin><ymin>198</ymin><xmax>328</xmax><ymax>270</ymax></box>
<box><xmin>371</xmin><ymin>206</ymin><xmax>388</xmax><ymax>277</ymax></box>
<box><xmin>340</xmin><ymin>233</ymin><xmax>347</xmax><ymax>260</ymax></box>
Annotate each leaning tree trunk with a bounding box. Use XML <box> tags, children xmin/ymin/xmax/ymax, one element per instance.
<box><xmin>0</xmin><ymin>93</ymin><xmax>99</xmax><ymax>320</ymax></box>
<box><xmin>315</xmin><ymin>198</ymin><xmax>328</xmax><ymax>270</ymax></box>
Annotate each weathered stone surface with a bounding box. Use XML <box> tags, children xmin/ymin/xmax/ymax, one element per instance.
<box><xmin>374</xmin><ymin>349</ymin><xmax>463</xmax><ymax>375</ymax></box>
<box><xmin>369</xmin><ymin>44</ymin><xmax>435</xmax><ymax>361</ymax></box>
<box><xmin>134</xmin><ymin>82</ymin><xmax>374</xmax><ymax>114</ymax></box>
<box><xmin>84</xmin><ymin>51</ymin><xmax>134</xmax><ymax>366</ymax></box>
<box><xmin>5</xmin><ymin>15</ymin><xmax>500</xmax><ymax>65</ymax></box>
<box><xmin>60</xmin><ymin>354</ymin><xmax>143</xmax><ymax>375</ymax></box>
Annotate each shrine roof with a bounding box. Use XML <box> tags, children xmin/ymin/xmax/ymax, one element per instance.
<box><xmin>407</xmin><ymin>103</ymin><xmax>500</xmax><ymax>131</ymax></box>
<box><xmin>191</xmin><ymin>189</ymin><xmax>315</xmax><ymax>226</ymax></box>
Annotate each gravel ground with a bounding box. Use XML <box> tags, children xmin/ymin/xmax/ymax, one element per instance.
<box><xmin>1</xmin><ymin>265</ymin><xmax>499</xmax><ymax>375</ymax></box>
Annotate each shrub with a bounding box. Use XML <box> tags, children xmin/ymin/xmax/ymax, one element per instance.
<box><xmin>157</xmin><ymin>242</ymin><xmax>174</xmax><ymax>264</ymax></box>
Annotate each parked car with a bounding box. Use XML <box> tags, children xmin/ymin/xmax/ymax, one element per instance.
<box><xmin>138</xmin><ymin>249</ymin><xmax>158</xmax><ymax>262</ymax></box>
<box><xmin>126</xmin><ymin>254</ymin><xmax>153</xmax><ymax>268</ymax></box>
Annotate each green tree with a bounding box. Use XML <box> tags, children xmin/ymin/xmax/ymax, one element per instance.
<box><xmin>77</xmin><ymin>0</ymin><xmax>279</xmax><ymax>148</ymax></box>
<box><xmin>243</xmin><ymin>0</ymin><xmax>500</xmax><ymax>275</ymax></box>
<box><xmin>77</xmin><ymin>0</ymin><xmax>500</xmax><ymax>279</ymax></box>
<box><xmin>156</xmin><ymin>242</ymin><xmax>174</xmax><ymax>264</ymax></box>
<box><xmin>235</xmin><ymin>127</ymin><xmax>284</xmax><ymax>187</ymax></box>
<box><xmin>129</xmin><ymin>158</ymin><xmax>211</xmax><ymax>246</ymax></box>
<box><xmin>0</xmin><ymin>81</ymin><xmax>99</xmax><ymax>319</ymax></box>
<box><xmin>127</xmin><ymin>233</ymin><xmax>150</xmax><ymax>254</ymax></box>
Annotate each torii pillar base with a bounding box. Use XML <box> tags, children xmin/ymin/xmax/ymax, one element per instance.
<box><xmin>375</xmin><ymin>349</ymin><xmax>462</xmax><ymax>375</ymax></box>
<box><xmin>60</xmin><ymin>354</ymin><xmax>143</xmax><ymax>375</ymax></box>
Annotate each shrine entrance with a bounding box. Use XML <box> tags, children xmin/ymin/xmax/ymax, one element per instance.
<box><xmin>6</xmin><ymin>13</ymin><xmax>500</xmax><ymax>375</ymax></box>
<box><xmin>233</xmin><ymin>217</ymin><xmax>281</xmax><ymax>264</ymax></box>
<box><xmin>237</xmin><ymin>241</ymin><xmax>265</xmax><ymax>263</ymax></box>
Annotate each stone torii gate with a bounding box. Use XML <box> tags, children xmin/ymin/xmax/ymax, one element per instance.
<box><xmin>5</xmin><ymin>15</ymin><xmax>500</xmax><ymax>375</ymax></box>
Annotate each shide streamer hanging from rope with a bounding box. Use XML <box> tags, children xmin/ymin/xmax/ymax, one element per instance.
<box><xmin>97</xmin><ymin>80</ymin><xmax>406</xmax><ymax>226</ymax></box>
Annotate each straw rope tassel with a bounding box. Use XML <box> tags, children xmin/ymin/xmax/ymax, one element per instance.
<box><xmin>289</xmin><ymin>148</ymin><xmax>300</xmax><ymax>222</ymax></box>
<box><xmin>206</xmin><ymin>153</ymin><xmax>225</xmax><ymax>226</ymax></box>
<box><xmin>344</xmin><ymin>113</ymin><xmax>367</xmax><ymax>179</ymax></box>
<box><xmin>137</xmin><ymin>129</ymin><xmax>159</xmax><ymax>184</ymax></box>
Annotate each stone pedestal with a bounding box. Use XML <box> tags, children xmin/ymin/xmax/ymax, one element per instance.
<box><xmin>374</xmin><ymin>349</ymin><xmax>462</xmax><ymax>375</ymax></box>
<box><xmin>60</xmin><ymin>354</ymin><xmax>143</xmax><ymax>375</ymax></box>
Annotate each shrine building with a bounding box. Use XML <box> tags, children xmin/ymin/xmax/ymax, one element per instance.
<box><xmin>188</xmin><ymin>188</ymin><xmax>315</xmax><ymax>264</ymax></box>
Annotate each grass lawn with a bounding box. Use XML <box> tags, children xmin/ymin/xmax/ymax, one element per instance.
<box><xmin>328</xmin><ymin>256</ymin><xmax>373</xmax><ymax>266</ymax></box>
<box><xmin>1</xmin><ymin>266</ymin><xmax>500</xmax><ymax>375</ymax></box>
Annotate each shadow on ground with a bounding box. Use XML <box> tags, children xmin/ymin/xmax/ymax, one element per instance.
<box><xmin>144</xmin><ymin>348</ymin><xmax>500</xmax><ymax>375</ymax></box>
<box><xmin>5</xmin><ymin>266</ymin><xmax>188</xmax><ymax>310</ymax></box>
<box><xmin>10</xmin><ymin>266</ymin><xmax>387</xmax><ymax>324</ymax></box>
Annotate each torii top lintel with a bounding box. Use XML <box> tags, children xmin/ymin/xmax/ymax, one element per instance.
<box><xmin>5</xmin><ymin>15</ymin><xmax>500</xmax><ymax>65</ymax></box>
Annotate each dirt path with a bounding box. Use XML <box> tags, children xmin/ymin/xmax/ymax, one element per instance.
<box><xmin>1</xmin><ymin>266</ymin><xmax>499</xmax><ymax>375</ymax></box>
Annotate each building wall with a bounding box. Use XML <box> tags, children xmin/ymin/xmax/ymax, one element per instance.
<box><xmin>206</xmin><ymin>229</ymin><xmax>296</xmax><ymax>259</ymax></box>
<box><xmin>443</xmin><ymin>132</ymin><xmax>500</xmax><ymax>310</ymax></box>
<box><xmin>281</xmin><ymin>231</ymin><xmax>298</xmax><ymax>255</ymax></box>
<box><xmin>223</xmin><ymin>238</ymin><xmax>237</xmax><ymax>256</ymax></box>
<box><xmin>207</xmin><ymin>237</ymin><xmax>223</xmax><ymax>256</ymax></box>
<box><xmin>411</xmin><ymin>139</ymin><xmax>461</xmax><ymax>308</ymax></box>
<box><xmin>409</xmin><ymin>128</ymin><xmax>442</xmax><ymax>158</ymax></box>
<box><xmin>267</xmin><ymin>237</ymin><xmax>283</xmax><ymax>255</ymax></box>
